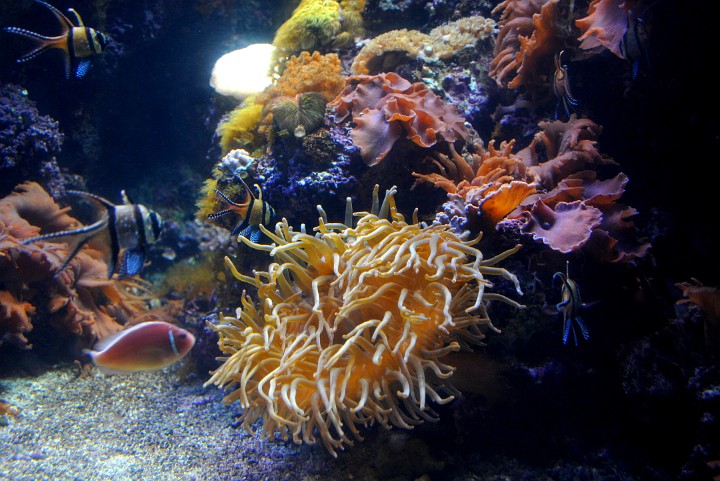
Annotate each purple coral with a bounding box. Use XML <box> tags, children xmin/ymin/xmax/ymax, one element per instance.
<box><xmin>256</xmin><ymin>126</ymin><xmax>360</xmax><ymax>225</ymax></box>
<box><xmin>1</xmin><ymin>84</ymin><xmax>66</xmax><ymax>197</ymax></box>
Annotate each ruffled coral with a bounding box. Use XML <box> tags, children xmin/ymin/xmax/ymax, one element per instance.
<box><xmin>205</xmin><ymin>187</ymin><xmax>522</xmax><ymax>456</ymax></box>
<box><xmin>489</xmin><ymin>0</ymin><xmax>561</xmax><ymax>89</ymax></box>
<box><xmin>576</xmin><ymin>0</ymin><xmax>628</xmax><ymax>58</ymax></box>
<box><xmin>0</xmin><ymin>182</ymin><xmax>149</xmax><ymax>348</ymax></box>
<box><xmin>415</xmin><ymin>117</ymin><xmax>648</xmax><ymax>262</ymax></box>
<box><xmin>351</xmin><ymin>16</ymin><xmax>495</xmax><ymax>75</ymax></box>
<box><xmin>414</xmin><ymin>141</ymin><xmax>538</xmax><ymax>228</ymax></box>
<box><xmin>330</xmin><ymin>72</ymin><xmax>472</xmax><ymax>165</ymax></box>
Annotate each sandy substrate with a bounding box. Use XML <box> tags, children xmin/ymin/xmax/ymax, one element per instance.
<box><xmin>0</xmin><ymin>363</ymin><xmax>377</xmax><ymax>481</ymax></box>
<box><xmin>0</xmin><ymin>361</ymin><xmax>640</xmax><ymax>481</ymax></box>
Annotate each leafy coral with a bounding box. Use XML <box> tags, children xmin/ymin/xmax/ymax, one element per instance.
<box><xmin>330</xmin><ymin>72</ymin><xmax>472</xmax><ymax>166</ymax></box>
<box><xmin>205</xmin><ymin>187</ymin><xmax>522</xmax><ymax>455</ymax></box>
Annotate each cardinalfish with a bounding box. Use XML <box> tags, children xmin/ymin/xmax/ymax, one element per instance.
<box><xmin>3</xmin><ymin>0</ymin><xmax>108</xmax><ymax>78</ymax></box>
<box><xmin>620</xmin><ymin>1</ymin><xmax>657</xmax><ymax>80</ymax></box>
<box><xmin>84</xmin><ymin>321</ymin><xmax>195</xmax><ymax>375</ymax></box>
<box><xmin>552</xmin><ymin>50</ymin><xmax>579</xmax><ymax>120</ymax></box>
<box><xmin>209</xmin><ymin>178</ymin><xmax>275</xmax><ymax>243</ymax></box>
<box><xmin>22</xmin><ymin>190</ymin><xmax>163</xmax><ymax>278</ymax></box>
<box><xmin>553</xmin><ymin>262</ymin><xmax>592</xmax><ymax>346</ymax></box>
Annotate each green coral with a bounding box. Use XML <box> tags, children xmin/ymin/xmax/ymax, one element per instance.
<box><xmin>271</xmin><ymin>92</ymin><xmax>327</xmax><ymax>138</ymax></box>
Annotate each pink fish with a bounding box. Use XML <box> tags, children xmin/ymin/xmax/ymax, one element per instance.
<box><xmin>84</xmin><ymin>321</ymin><xmax>195</xmax><ymax>374</ymax></box>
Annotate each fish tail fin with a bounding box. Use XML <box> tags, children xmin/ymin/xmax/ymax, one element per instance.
<box><xmin>3</xmin><ymin>27</ymin><xmax>60</xmax><ymax>63</ymax></box>
<box><xmin>80</xmin><ymin>348</ymin><xmax>95</xmax><ymax>363</ymax></box>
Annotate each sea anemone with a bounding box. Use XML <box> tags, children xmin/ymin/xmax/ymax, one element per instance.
<box><xmin>205</xmin><ymin>187</ymin><xmax>523</xmax><ymax>455</ymax></box>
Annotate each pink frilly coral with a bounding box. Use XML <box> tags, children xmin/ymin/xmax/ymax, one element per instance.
<box><xmin>414</xmin><ymin>116</ymin><xmax>649</xmax><ymax>262</ymax></box>
<box><xmin>576</xmin><ymin>0</ymin><xmax>629</xmax><ymax>58</ymax></box>
<box><xmin>330</xmin><ymin>72</ymin><xmax>471</xmax><ymax>165</ymax></box>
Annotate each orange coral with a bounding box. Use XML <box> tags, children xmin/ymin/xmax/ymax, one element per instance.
<box><xmin>413</xmin><ymin>141</ymin><xmax>538</xmax><ymax>227</ymax></box>
<box><xmin>414</xmin><ymin>117</ymin><xmax>648</xmax><ymax>262</ymax></box>
<box><xmin>489</xmin><ymin>0</ymin><xmax>561</xmax><ymax>89</ymax></box>
<box><xmin>0</xmin><ymin>182</ymin><xmax>149</xmax><ymax>348</ymax></box>
<box><xmin>205</xmin><ymin>187</ymin><xmax>522</xmax><ymax>456</ymax></box>
<box><xmin>263</xmin><ymin>51</ymin><xmax>346</xmax><ymax>102</ymax></box>
<box><xmin>330</xmin><ymin>72</ymin><xmax>471</xmax><ymax>165</ymax></box>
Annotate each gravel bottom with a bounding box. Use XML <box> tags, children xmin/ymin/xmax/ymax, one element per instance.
<box><xmin>0</xmin><ymin>363</ymin><xmax>376</xmax><ymax>481</ymax></box>
<box><xmin>0</xmin><ymin>362</ymin><xmax>643</xmax><ymax>481</ymax></box>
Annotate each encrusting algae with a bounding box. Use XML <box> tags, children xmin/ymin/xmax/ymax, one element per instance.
<box><xmin>205</xmin><ymin>186</ymin><xmax>523</xmax><ymax>456</ymax></box>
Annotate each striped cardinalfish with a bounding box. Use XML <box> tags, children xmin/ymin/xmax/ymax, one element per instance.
<box><xmin>553</xmin><ymin>262</ymin><xmax>591</xmax><ymax>346</ymax></box>
<box><xmin>21</xmin><ymin>190</ymin><xmax>163</xmax><ymax>278</ymax></box>
<box><xmin>3</xmin><ymin>1</ymin><xmax>109</xmax><ymax>78</ymax></box>
<box><xmin>208</xmin><ymin>178</ymin><xmax>275</xmax><ymax>243</ymax></box>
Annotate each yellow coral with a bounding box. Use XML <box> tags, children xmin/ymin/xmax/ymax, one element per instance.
<box><xmin>351</xmin><ymin>16</ymin><xmax>495</xmax><ymax>75</ymax></box>
<box><xmin>205</xmin><ymin>187</ymin><xmax>522</xmax><ymax>456</ymax></box>
<box><xmin>217</xmin><ymin>102</ymin><xmax>264</xmax><ymax>153</ymax></box>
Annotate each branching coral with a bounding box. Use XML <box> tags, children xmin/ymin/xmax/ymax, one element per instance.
<box><xmin>350</xmin><ymin>16</ymin><xmax>495</xmax><ymax>75</ymax></box>
<box><xmin>489</xmin><ymin>0</ymin><xmax>561</xmax><ymax>89</ymax></box>
<box><xmin>0</xmin><ymin>182</ymin><xmax>149</xmax><ymax>348</ymax></box>
<box><xmin>330</xmin><ymin>72</ymin><xmax>472</xmax><ymax>166</ymax></box>
<box><xmin>0</xmin><ymin>84</ymin><xmax>66</xmax><ymax>197</ymax></box>
<box><xmin>205</xmin><ymin>187</ymin><xmax>523</xmax><ymax>455</ymax></box>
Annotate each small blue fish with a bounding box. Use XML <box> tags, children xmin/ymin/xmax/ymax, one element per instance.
<box><xmin>3</xmin><ymin>1</ymin><xmax>109</xmax><ymax>78</ymax></box>
<box><xmin>553</xmin><ymin>262</ymin><xmax>591</xmax><ymax>346</ymax></box>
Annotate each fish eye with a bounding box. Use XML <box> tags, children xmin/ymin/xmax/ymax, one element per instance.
<box><xmin>178</xmin><ymin>332</ymin><xmax>187</xmax><ymax>340</ymax></box>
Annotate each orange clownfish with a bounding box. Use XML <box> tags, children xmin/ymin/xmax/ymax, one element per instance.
<box><xmin>3</xmin><ymin>1</ymin><xmax>109</xmax><ymax>78</ymax></box>
<box><xmin>84</xmin><ymin>321</ymin><xmax>195</xmax><ymax>375</ymax></box>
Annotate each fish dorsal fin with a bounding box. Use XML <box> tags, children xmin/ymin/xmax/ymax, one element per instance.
<box><xmin>66</xmin><ymin>8</ymin><xmax>84</xmax><ymax>27</ymax></box>
<box><xmin>91</xmin><ymin>327</ymin><xmax>127</xmax><ymax>352</ymax></box>
<box><xmin>121</xmin><ymin>190</ymin><xmax>134</xmax><ymax>205</ymax></box>
<box><xmin>236</xmin><ymin>176</ymin><xmax>257</xmax><ymax>200</ymax></box>
<box><xmin>67</xmin><ymin>190</ymin><xmax>117</xmax><ymax>211</ymax></box>
<box><xmin>35</xmin><ymin>0</ymin><xmax>75</xmax><ymax>33</ymax></box>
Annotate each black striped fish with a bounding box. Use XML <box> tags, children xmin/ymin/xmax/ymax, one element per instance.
<box><xmin>21</xmin><ymin>190</ymin><xmax>163</xmax><ymax>278</ymax></box>
<box><xmin>553</xmin><ymin>262</ymin><xmax>591</xmax><ymax>346</ymax></box>
<box><xmin>3</xmin><ymin>1</ymin><xmax>108</xmax><ymax>78</ymax></box>
<box><xmin>209</xmin><ymin>178</ymin><xmax>275</xmax><ymax>244</ymax></box>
